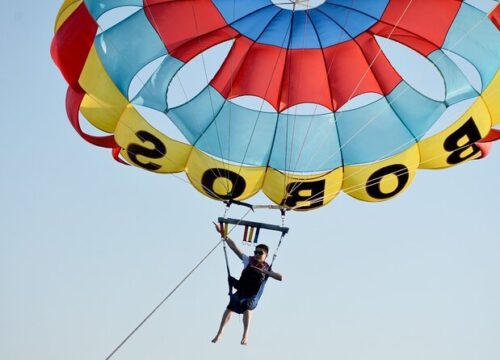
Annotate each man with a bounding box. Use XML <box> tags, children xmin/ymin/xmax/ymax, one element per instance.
<box><xmin>211</xmin><ymin>223</ymin><xmax>283</xmax><ymax>345</ymax></box>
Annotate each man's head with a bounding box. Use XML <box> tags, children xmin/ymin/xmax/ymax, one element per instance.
<box><xmin>253</xmin><ymin>244</ymin><xmax>269</xmax><ymax>262</ymax></box>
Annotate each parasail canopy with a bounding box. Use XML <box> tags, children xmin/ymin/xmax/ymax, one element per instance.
<box><xmin>51</xmin><ymin>0</ymin><xmax>500</xmax><ymax>210</ymax></box>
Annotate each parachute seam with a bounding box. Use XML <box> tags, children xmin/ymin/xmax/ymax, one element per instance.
<box><xmin>227</xmin><ymin>9</ymin><xmax>295</xmax><ymax>199</ymax></box>
<box><xmin>284</xmin><ymin>3</ymin><xmax>321</xmax><ymax>198</ymax></box>
<box><xmin>278</xmin><ymin>11</ymin><xmax>298</xmax><ymax>203</ymax></box>
<box><xmin>186</xmin><ymin>0</ymin><xmax>232</xmax><ymax>195</ymax></box>
<box><xmin>284</xmin><ymin>7</ymin><xmax>350</xmax><ymax>198</ymax></box>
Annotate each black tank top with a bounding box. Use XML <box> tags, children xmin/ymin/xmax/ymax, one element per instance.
<box><xmin>237</xmin><ymin>257</ymin><xmax>269</xmax><ymax>296</ymax></box>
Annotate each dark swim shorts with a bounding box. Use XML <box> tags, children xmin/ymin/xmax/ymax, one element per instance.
<box><xmin>227</xmin><ymin>292</ymin><xmax>258</xmax><ymax>314</ymax></box>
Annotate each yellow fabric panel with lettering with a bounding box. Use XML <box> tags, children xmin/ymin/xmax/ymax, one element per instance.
<box><xmin>262</xmin><ymin>168</ymin><xmax>343</xmax><ymax>211</ymax></box>
<box><xmin>186</xmin><ymin>150</ymin><xmax>266</xmax><ymax>201</ymax></box>
<box><xmin>418</xmin><ymin>98</ymin><xmax>492</xmax><ymax>169</ymax></box>
<box><xmin>343</xmin><ymin>144</ymin><xmax>420</xmax><ymax>202</ymax></box>
<box><xmin>115</xmin><ymin>105</ymin><xmax>191</xmax><ymax>173</ymax></box>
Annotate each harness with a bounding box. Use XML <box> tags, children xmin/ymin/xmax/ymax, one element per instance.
<box><xmin>218</xmin><ymin>216</ymin><xmax>288</xmax><ymax>305</ymax></box>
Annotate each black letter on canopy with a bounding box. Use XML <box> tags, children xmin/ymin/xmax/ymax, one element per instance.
<box><xmin>201</xmin><ymin>168</ymin><xmax>246</xmax><ymax>200</ymax></box>
<box><xmin>444</xmin><ymin>117</ymin><xmax>482</xmax><ymax>165</ymax></box>
<box><xmin>284</xmin><ymin>180</ymin><xmax>326</xmax><ymax>210</ymax></box>
<box><xmin>366</xmin><ymin>164</ymin><xmax>409</xmax><ymax>200</ymax></box>
<box><xmin>127</xmin><ymin>131</ymin><xmax>166</xmax><ymax>171</ymax></box>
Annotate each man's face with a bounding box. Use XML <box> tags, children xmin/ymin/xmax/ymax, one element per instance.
<box><xmin>254</xmin><ymin>248</ymin><xmax>267</xmax><ymax>262</ymax></box>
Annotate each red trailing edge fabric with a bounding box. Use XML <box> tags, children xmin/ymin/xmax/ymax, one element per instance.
<box><xmin>489</xmin><ymin>3</ymin><xmax>500</xmax><ymax>29</ymax></box>
<box><xmin>66</xmin><ymin>87</ymin><xmax>118</xmax><ymax>149</ymax></box>
<box><xmin>112</xmin><ymin>147</ymin><xmax>129</xmax><ymax>165</ymax></box>
<box><xmin>476</xmin><ymin>129</ymin><xmax>500</xmax><ymax>159</ymax></box>
<box><xmin>66</xmin><ymin>87</ymin><xmax>127</xmax><ymax>165</ymax></box>
<box><xmin>50</xmin><ymin>2</ymin><xmax>98</xmax><ymax>91</ymax></box>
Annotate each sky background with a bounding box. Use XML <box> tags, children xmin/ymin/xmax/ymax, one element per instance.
<box><xmin>1</xmin><ymin>1</ymin><xmax>499</xmax><ymax>360</ymax></box>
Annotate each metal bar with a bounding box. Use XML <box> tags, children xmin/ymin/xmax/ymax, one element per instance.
<box><xmin>218</xmin><ymin>217</ymin><xmax>289</xmax><ymax>234</ymax></box>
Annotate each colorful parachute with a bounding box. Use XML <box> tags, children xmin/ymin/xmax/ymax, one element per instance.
<box><xmin>52</xmin><ymin>0</ymin><xmax>500</xmax><ymax>210</ymax></box>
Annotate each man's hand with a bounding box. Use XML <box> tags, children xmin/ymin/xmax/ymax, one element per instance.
<box><xmin>213</xmin><ymin>222</ymin><xmax>225</xmax><ymax>237</ymax></box>
<box><xmin>212</xmin><ymin>222</ymin><xmax>243</xmax><ymax>260</ymax></box>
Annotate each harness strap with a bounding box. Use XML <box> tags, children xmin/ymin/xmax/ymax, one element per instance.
<box><xmin>270</xmin><ymin>231</ymin><xmax>287</xmax><ymax>269</ymax></box>
<box><xmin>222</xmin><ymin>244</ymin><xmax>233</xmax><ymax>295</ymax></box>
<box><xmin>217</xmin><ymin>221</ymin><xmax>233</xmax><ymax>295</ymax></box>
<box><xmin>254</xmin><ymin>231</ymin><xmax>287</xmax><ymax>303</ymax></box>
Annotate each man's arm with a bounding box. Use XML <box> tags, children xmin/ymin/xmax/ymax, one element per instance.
<box><xmin>225</xmin><ymin>237</ymin><xmax>244</xmax><ymax>260</ymax></box>
<box><xmin>263</xmin><ymin>269</ymin><xmax>282</xmax><ymax>281</ymax></box>
<box><xmin>214</xmin><ymin>223</ymin><xmax>244</xmax><ymax>260</ymax></box>
<box><xmin>253</xmin><ymin>267</ymin><xmax>282</xmax><ymax>281</ymax></box>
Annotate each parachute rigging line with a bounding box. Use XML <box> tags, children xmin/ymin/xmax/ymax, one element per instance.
<box><xmin>104</xmin><ymin>239</ymin><xmax>222</xmax><ymax>360</ymax></box>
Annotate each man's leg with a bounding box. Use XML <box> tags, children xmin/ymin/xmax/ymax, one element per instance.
<box><xmin>212</xmin><ymin>308</ymin><xmax>232</xmax><ymax>343</ymax></box>
<box><xmin>241</xmin><ymin>310</ymin><xmax>252</xmax><ymax>345</ymax></box>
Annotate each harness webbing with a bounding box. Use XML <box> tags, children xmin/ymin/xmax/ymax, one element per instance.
<box><xmin>221</xmin><ymin>239</ymin><xmax>233</xmax><ymax>294</ymax></box>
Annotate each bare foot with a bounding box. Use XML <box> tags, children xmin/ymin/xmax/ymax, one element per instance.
<box><xmin>241</xmin><ymin>338</ymin><xmax>248</xmax><ymax>345</ymax></box>
<box><xmin>211</xmin><ymin>335</ymin><xmax>221</xmax><ymax>343</ymax></box>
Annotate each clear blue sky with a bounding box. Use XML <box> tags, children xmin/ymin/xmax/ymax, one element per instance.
<box><xmin>1</xmin><ymin>2</ymin><xmax>499</xmax><ymax>360</ymax></box>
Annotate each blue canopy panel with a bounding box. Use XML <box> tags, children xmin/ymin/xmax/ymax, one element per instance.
<box><xmin>94</xmin><ymin>8</ymin><xmax>167</xmax><ymax>98</ymax></box>
<box><xmin>443</xmin><ymin>3</ymin><xmax>500</xmax><ymax>92</ymax></box>
<box><xmin>132</xmin><ymin>55</ymin><xmax>184</xmax><ymax>111</ymax></box>
<box><xmin>166</xmin><ymin>87</ymin><xmax>225</xmax><ymax>145</ymax></box>
<box><xmin>386</xmin><ymin>83</ymin><xmax>446</xmax><ymax>140</ymax></box>
<box><xmin>335</xmin><ymin>97</ymin><xmax>417</xmax><ymax>165</ymax></box>
<box><xmin>84</xmin><ymin>0</ymin><xmax>143</xmax><ymax>20</ymax></box>
<box><xmin>428</xmin><ymin>50</ymin><xmax>479</xmax><ymax>105</ymax></box>
<box><xmin>254</xmin><ymin>10</ymin><xmax>293</xmax><ymax>48</ymax></box>
<box><xmin>193</xmin><ymin>102</ymin><xmax>278</xmax><ymax>167</ymax></box>
<box><xmin>167</xmin><ymin>87</ymin><xmax>277</xmax><ymax>167</ymax></box>
<box><xmin>268</xmin><ymin>112</ymin><xmax>341</xmax><ymax>172</ymax></box>
<box><xmin>307</xmin><ymin>8</ymin><xmax>356</xmax><ymax>45</ymax></box>
<box><xmin>212</xmin><ymin>0</ymin><xmax>389</xmax><ymax>48</ymax></box>
<box><xmin>316</xmin><ymin>2</ymin><xmax>385</xmax><ymax>40</ymax></box>
<box><xmin>289</xmin><ymin>12</ymin><xmax>322</xmax><ymax>49</ymax></box>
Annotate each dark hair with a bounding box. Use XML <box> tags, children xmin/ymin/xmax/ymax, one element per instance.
<box><xmin>256</xmin><ymin>244</ymin><xmax>269</xmax><ymax>254</ymax></box>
